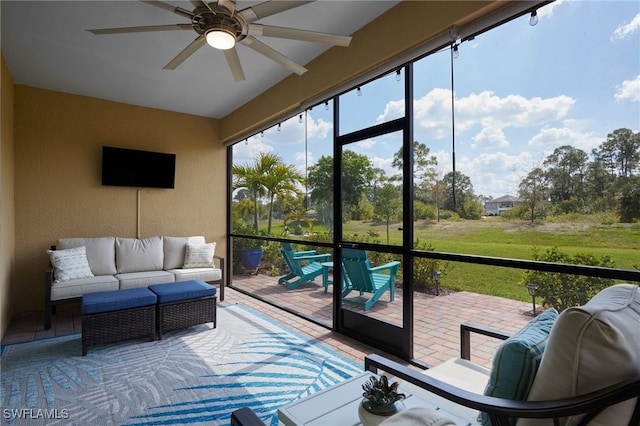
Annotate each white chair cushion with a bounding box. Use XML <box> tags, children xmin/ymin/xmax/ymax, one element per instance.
<box><xmin>47</xmin><ymin>246</ymin><xmax>94</xmax><ymax>283</ymax></box>
<box><xmin>163</xmin><ymin>236</ymin><xmax>206</xmax><ymax>270</ymax></box>
<box><xmin>518</xmin><ymin>283</ymin><xmax>640</xmax><ymax>426</ymax></box>
<box><xmin>116</xmin><ymin>237</ymin><xmax>164</xmax><ymax>273</ymax></box>
<box><xmin>58</xmin><ymin>237</ymin><xmax>116</xmax><ymax>275</ymax></box>
<box><xmin>183</xmin><ymin>242</ymin><xmax>216</xmax><ymax>268</ymax></box>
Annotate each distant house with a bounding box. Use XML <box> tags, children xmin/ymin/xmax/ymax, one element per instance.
<box><xmin>484</xmin><ymin>195</ymin><xmax>523</xmax><ymax>216</ymax></box>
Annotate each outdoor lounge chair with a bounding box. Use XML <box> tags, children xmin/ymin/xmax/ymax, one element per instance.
<box><xmin>365</xmin><ymin>283</ymin><xmax>640</xmax><ymax>425</ymax></box>
<box><xmin>278</xmin><ymin>242</ymin><xmax>331</xmax><ymax>290</ymax></box>
<box><xmin>341</xmin><ymin>248</ymin><xmax>400</xmax><ymax>311</ymax></box>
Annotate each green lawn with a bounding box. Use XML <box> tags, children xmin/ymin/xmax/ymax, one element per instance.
<box><xmin>340</xmin><ymin>217</ymin><xmax>639</xmax><ymax>302</ymax></box>
<box><xmin>262</xmin><ymin>216</ymin><xmax>638</xmax><ymax>302</ymax></box>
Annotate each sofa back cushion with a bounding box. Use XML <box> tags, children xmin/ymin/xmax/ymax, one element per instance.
<box><xmin>163</xmin><ymin>236</ymin><xmax>206</xmax><ymax>270</ymax></box>
<box><xmin>116</xmin><ymin>237</ymin><xmax>164</xmax><ymax>273</ymax></box>
<box><xmin>518</xmin><ymin>283</ymin><xmax>640</xmax><ymax>426</ymax></box>
<box><xmin>58</xmin><ymin>237</ymin><xmax>116</xmax><ymax>276</ymax></box>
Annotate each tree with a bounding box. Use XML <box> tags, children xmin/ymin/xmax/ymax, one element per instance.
<box><xmin>233</xmin><ymin>152</ymin><xmax>303</xmax><ymax>235</ymax></box>
<box><xmin>391</xmin><ymin>141</ymin><xmax>439</xmax><ymax>212</ymax></box>
<box><xmin>619</xmin><ymin>176</ymin><xmax>640</xmax><ymax>223</ymax></box>
<box><xmin>543</xmin><ymin>145</ymin><xmax>588</xmax><ymax>204</ymax></box>
<box><xmin>593</xmin><ymin>128</ymin><xmax>640</xmax><ymax>178</ymax></box>
<box><xmin>233</xmin><ymin>158</ymin><xmax>267</xmax><ymax>234</ymax></box>
<box><xmin>442</xmin><ymin>171</ymin><xmax>475</xmax><ymax>217</ymax></box>
<box><xmin>374</xmin><ymin>183</ymin><xmax>402</xmax><ymax>243</ymax></box>
<box><xmin>262</xmin><ymin>161</ymin><xmax>304</xmax><ymax>235</ymax></box>
<box><xmin>518</xmin><ymin>167</ymin><xmax>548</xmax><ymax>223</ymax></box>
<box><xmin>308</xmin><ymin>150</ymin><xmax>375</xmax><ymax>222</ymax></box>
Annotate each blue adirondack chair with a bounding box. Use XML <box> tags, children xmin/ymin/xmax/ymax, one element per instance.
<box><xmin>341</xmin><ymin>248</ymin><xmax>400</xmax><ymax>311</ymax></box>
<box><xmin>278</xmin><ymin>242</ymin><xmax>331</xmax><ymax>290</ymax></box>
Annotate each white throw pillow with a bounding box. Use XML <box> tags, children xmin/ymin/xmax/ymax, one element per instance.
<box><xmin>163</xmin><ymin>236</ymin><xmax>206</xmax><ymax>270</ymax></box>
<box><xmin>47</xmin><ymin>246</ymin><xmax>94</xmax><ymax>283</ymax></box>
<box><xmin>183</xmin><ymin>243</ymin><xmax>216</xmax><ymax>268</ymax></box>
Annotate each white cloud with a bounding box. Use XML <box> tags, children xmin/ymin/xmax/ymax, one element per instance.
<box><xmin>232</xmin><ymin>137</ymin><xmax>274</xmax><ymax>164</ymax></box>
<box><xmin>307</xmin><ymin>114</ymin><xmax>333</xmax><ymax>140</ymax></box>
<box><xmin>471</xmin><ymin>126</ymin><xmax>508</xmax><ymax>149</ymax></box>
<box><xmin>413</xmin><ymin>88</ymin><xmax>455</xmax><ymax>139</ymax></box>
<box><xmin>611</xmin><ymin>12</ymin><xmax>640</xmax><ymax>41</ymax></box>
<box><xmin>411</xmin><ymin>89</ymin><xmax>575</xmax><ymax>144</ymax></box>
<box><xmin>614</xmin><ymin>74</ymin><xmax>640</xmax><ymax>102</ymax></box>
<box><xmin>528</xmin><ymin>121</ymin><xmax>602</xmax><ymax>152</ymax></box>
<box><xmin>459</xmin><ymin>150</ymin><xmax>540</xmax><ymax>197</ymax></box>
<box><xmin>356</xmin><ymin>139</ymin><xmax>377</xmax><ymax>149</ymax></box>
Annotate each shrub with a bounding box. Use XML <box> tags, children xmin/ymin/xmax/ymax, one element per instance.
<box><xmin>520</xmin><ymin>246</ymin><xmax>615</xmax><ymax>312</ymax></box>
<box><xmin>412</xmin><ymin>240</ymin><xmax>453</xmax><ymax>295</ymax></box>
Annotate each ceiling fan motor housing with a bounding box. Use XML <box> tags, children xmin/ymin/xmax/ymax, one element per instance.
<box><xmin>192</xmin><ymin>4</ymin><xmax>245</xmax><ymax>41</ymax></box>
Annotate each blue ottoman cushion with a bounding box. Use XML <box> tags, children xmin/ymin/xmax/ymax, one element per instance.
<box><xmin>148</xmin><ymin>280</ymin><xmax>216</xmax><ymax>304</ymax></box>
<box><xmin>82</xmin><ymin>287</ymin><xmax>157</xmax><ymax>314</ymax></box>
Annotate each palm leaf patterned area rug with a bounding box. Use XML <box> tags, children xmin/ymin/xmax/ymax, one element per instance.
<box><xmin>1</xmin><ymin>304</ymin><xmax>362</xmax><ymax>425</ymax></box>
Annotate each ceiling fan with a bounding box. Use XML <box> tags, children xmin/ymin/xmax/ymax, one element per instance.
<box><xmin>87</xmin><ymin>0</ymin><xmax>352</xmax><ymax>82</ymax></box>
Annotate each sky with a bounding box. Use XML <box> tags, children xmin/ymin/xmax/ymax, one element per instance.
<box><xmin>233</xmin><ymin>0</ymin><xmax>640</xmax><ymax>200</ymax></box>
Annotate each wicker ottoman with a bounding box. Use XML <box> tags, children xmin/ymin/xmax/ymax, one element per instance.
<box><xmin>148</xmin><ymin>280</ymin><xmax>217</xmax><ymax>339</ymax></box>
<box><xmin>81</xmin><ymin>287</ymin><xmax>157</xmax><ymax>355</ymax></box>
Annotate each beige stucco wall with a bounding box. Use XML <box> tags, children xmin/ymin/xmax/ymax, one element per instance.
<box><xmin>1</xmin><ymin>52</ymin><xmax>16</xmax><ymax>340</ymax></box>
<box><xmin>13</xmin><ymin>86</ymin><xmax>226</xmax><ymax>313</ymax></box>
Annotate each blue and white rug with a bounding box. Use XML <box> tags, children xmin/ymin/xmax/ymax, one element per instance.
<box><xmin>1</xmin><ymin>304</ymin><xmax>362</xmax><ymax>425</ymax></box>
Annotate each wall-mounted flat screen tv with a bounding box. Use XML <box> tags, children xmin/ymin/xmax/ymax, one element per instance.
<box><xmin>102</xmin><ymin>146</ymin><xmax>176</xmax><ymax>189</ymax></box>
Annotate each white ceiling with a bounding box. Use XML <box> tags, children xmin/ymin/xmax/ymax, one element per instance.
<box><xmin>1</xmin><ymin>1</ymin><xmax>400</xmax><ymax>119</ymax></box>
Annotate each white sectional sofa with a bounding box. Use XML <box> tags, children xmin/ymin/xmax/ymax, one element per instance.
<box><xmin>45</xmin><ymin>236</ymin><xmax>224</xmax><ymax>329</ymax></box>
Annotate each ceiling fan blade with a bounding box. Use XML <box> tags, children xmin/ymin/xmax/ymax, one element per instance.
<box><xmin>88</xmin><ymin>24</ymin><xmax>192</xmax><ymax>35</ymax></box>
<box><xmin>241</xmin><ymin>36</ymin><xmax>307</xmax><ymax>75</ymax></box>
<box><xmin>141</xmin><ymin>1</ymin><xmax>194</xmax><ymax>19</ymax></box>
<box><xmin>239</xmin><ymin>1</ymin><xmax>314</xmax><ymax>24</ymax></box>
<box><xmin>163</xmin><ymin>36</ymin><xmax>206</xmax><ymax>70</ymax></box>
<box><xmin>249</xmin><ymin>24</ymin><xmax>352</xmax><ymax>47</ymax></box>
<box><xmin>224</xmin><ymin>48</ymin><xmax>246</xmax><ymax>82</ymax></box>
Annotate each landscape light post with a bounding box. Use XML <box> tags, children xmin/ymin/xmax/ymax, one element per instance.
<box><xmin>526</xmin><ymin>282</ymin><xmax>540</xmax><ymax>316</ymax></box>
<box><xmin>432</xmin><ymin>270</ymin><xmax>441</xmax><ymax>296</ymax></box>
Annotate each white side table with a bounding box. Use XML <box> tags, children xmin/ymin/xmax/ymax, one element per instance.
<box><xmin>278</xmin><ymin>371</ymin><xmax>445</xmax><ymax>426</ymax></box>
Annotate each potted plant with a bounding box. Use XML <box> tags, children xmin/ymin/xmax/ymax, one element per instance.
<box><xmin>358</xmin><ymin>375</ymin><xmax>406</xmax><ymax>425</ymax></box>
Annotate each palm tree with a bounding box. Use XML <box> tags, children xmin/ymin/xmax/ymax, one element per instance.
<box><xmin>233</xmin><ymin>160</ymin><xmax>266</xmax><ymax>234</ymax></box>
<box><xmin>233</xmin><ymin>153</ymin><xmax>303</xmax><ymax>235</ymax></box>
<box><xmin>261</xmin><ymin>159</ymin><xmax>304</xmax><ymax>235</ymax></box>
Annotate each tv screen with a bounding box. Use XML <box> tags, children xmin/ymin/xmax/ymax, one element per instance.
<box><xmin>102</xmin><ymin>146</ymin><xmax>176</xmax><ymax>189</ymax></box>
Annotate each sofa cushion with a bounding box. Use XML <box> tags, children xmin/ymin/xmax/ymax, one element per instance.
<box><xmin>518</xmin><ymin>284</ymin><xmax>640</xmax><ymax>426</ymax></box>
<box><xmin>148</xmin><ymin>280</ymin><xmax>216</xmax><ymax>304</ymax></box>
<box><xmin>163</xmin><ymin>236</ymin><xmax>206</xmax><ymax>270</ymax></box>
<box><xmin>50</xmin><ymin>275</ymin><xmax>119</xmax><ymax>301</ymax></box>
<box><xmin>58</xmin><ymin>237</ymin><xmax>116</xmax><ymax>275</ymax></box>
<box><xmin>480</xmin><ymin>308</ymin><xmax>558</xmax><ymax>425</ymax></box>
<box><xmin>47</xmin><ymin>246</ymin><xmax>94</xmax><ymax>283</ymax></box>
<box><xmin>183</xmin><ymin>242</ymin><xmax>216</xmax><ymax>268</ymax></box>
<box><xmin>116</xmin><ymin>270</ymin><xmax>175</xmax><ymax>289</ymax></box>
<box><xmin>82</xmin><ymin>287</ymin><xmax>157</xmax><ymax>315</ymax></box>
<box><xmin>116</xmin><ymin>237</ymin><xmax>164</xmax><ymax>273</ymax></box>
<box><xmin>168</xmin><ymin>268</ymin><xmax>222</xmax><ymax>283</ymax></box>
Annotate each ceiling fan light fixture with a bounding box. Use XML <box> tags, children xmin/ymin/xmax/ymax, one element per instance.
<box><xmin>206</xmin><ymin>29</ymin><xmax>236</xmax><ymax>50</ymax></box>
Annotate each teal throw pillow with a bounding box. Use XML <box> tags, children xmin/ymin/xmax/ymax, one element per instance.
<box><xmin>479</xmin><ymin>308</ymin><xmax>558</xmax><ymax>426</ymax></box>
